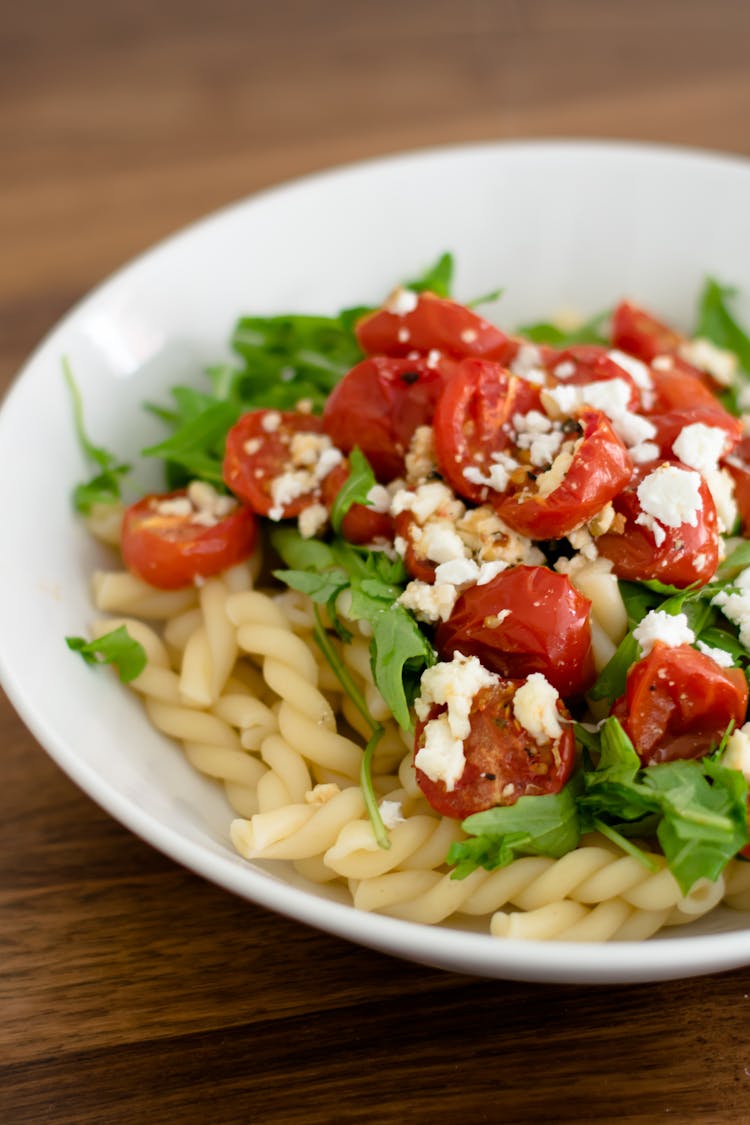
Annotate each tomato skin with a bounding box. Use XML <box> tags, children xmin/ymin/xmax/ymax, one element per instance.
<box><xmin>495</xmin><ymin>409</ymin><xmax>632</xmax><ymax>541</ymax></box>
<box><xmin>223</xmin><ymin>410</ymin><xmax>332</xmax><ymax>518</ymax></box>
<box><xmin>435</xmin><ymin>565</ymin><xmax>595</xmax><ymax>698</ymax></box>
<box><xmin>645</xmin><ymin>365</ymin><xmax>735</xmax><ymax>417</ymax></box>
<box><xmin>612</xmin><ymin>643</ymin><xmax>748</xmax><ymax>765</ymax></box>
<box><xmin>432</xmin><ymin>358</ymin><xmax>542</xmax><ymax>503</ymax></box>
<box><xmin>121</xmin><ymin>489</ymin><xmax>257</xmax><ymax>590</ymax></box>
<box><xmin>414</xmin><ymin>681</ymin><xmax>576</xmax><ymax>819</ymax></box>
<box><xmin>322</xmin><ymin>356</ymin><xmax>445</xmax><ymax>481</ymax></box>
<box><xmin>611</xmin><ymin>301</ymin><xmax>684</xmax><ymax>361</ymax></box>
<box><xmin>321</xmin><ymin>462</ymin><xmax>394</xmax><ymax>545</ymax></box>
<box><xmin>596</xmin><ymin>459</ymin><xmax>719</xmax><ymax>588</ymax></box>
<box><xmin>356</xmin><ymin>292</ymin><xmax>513</xmax><ymax>362</ymax></box>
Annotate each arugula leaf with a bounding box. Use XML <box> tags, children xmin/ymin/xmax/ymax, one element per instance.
<box><xmin>141</xmin><ymin>399</ymin><xmax>240</xmax><ymax>487</ymax></box>
<box><xmin>517</xmin><ymin>308</ymin><xmax>611</xmax><ymax>346</ymax></box>
<box><xmin>695</xmin><ymin>278</ymin><xmax>750</xmax><ymax>373</ymax></box>
<box><xmin>329</xmin><ymin>448</ymin><xmax>377</xmax><ymax>535</ymax></box>
<box><xmin>447</xmin><ymin>786</ymin><xmax>581</xmax><ymax>880</ymax></box>
<box><xmin>66</xmin><ymin>626</ymin><xmax>147</xmax><ymax>683</ymax></box>
<box><xmin>715</xmin><ymin>539</ymin><xmax>750</xmax><ymax>583</ymax></box>
<box><xmin>369</xmin><ymin>607</ymin><xmax>434</xmax><ymax>732</ymax></box>
<box><xmin>64</xmin><ymin>360</ymin><xmax>131</xmax><ymax>513</ymax></box>
<box><xmin>578</xmin><ymin>718</ymin><xmax>749</xmax><ymax>891</ymax></box>
<box><xmin>404</xmin><ymin>252</ymin><xmax>454</xmax><ymax>298</ymax></box>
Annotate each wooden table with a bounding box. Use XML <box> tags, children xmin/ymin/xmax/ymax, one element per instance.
<box><xmin>4</xmin><ymin>3</ymin><xmax>750</xmax><ymax>1121</ymax></box>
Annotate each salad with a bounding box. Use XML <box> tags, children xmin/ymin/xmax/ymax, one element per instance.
<box><xmin>67</xmin><ymin>254</ymin><xmax>750</xmax><ymax>941</ymax></box>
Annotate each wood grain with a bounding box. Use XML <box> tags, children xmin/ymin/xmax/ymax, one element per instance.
<box><xmin>4</xmin><ymin>2</ymin><xmax>750</xmax><ymax>1122</ymax></box>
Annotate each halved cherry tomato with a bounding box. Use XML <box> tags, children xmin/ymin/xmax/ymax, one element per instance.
<box><xmin>612</xmin><ymin>642</ymin><xmax>748</xmax><ymax>765</ymax></box>
<box><xmin>495</xmin><ymin>409</ymin><xmax>632</xmax><ymax>541</ymax></box>
<box><xmin>223</xmin><ymin>409</ymin><xmax>334</xmax><ymax>519</ymax></box>
<box><xmin>320</xmin><ymin>461</ymin><xmax>394</xmax><ymax>545</ymax></box>
<box><xmin>432</xmin><ymin>358</ymin><xmax>542</xmax><ymax>504</ymax></box>
<box><xmin>435</xmin><ymin>565</ymin><xmax>595</xmax><ymax>698</ymax></box>
<box><xmin>121</xmin><ymin>488</ymin><xmax>257</xmax><ymax>590</ymax></box>
<box><xmin>356</xmin><ymin>291</ymin><xmax>513</xmax><ymax>362</ymax></box>
<box><xmin>596</xmin><ymin>459</ymin><xmax>719</xmax><ymax>588</ymax></box>
<box><xmin>414</xmin><ymin>680</ymin><xmax>576</xmax><ymax>819</ymax></box>
<box><xmin>646</xmin><ymin>364</ymin><xmax>737</xmax><ymax>416</ymax></box>
<box><xmin>322</xmin><ymin>356</ymin><xmax>445</xmax><ymax>481</ymax></box>
<box><xmin>611</xmin><ymin>301</ymin><xmax>684</xmax><ymax>361</ymax></box>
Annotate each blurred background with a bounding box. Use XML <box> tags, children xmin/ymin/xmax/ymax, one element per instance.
<box><xmin>4</xmin><ymin>0</ymin><xmax>750</xmax><ymax>381</ymax></box>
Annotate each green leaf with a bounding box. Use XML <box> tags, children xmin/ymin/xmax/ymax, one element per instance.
<box><xmin>403</xmin><ymin>252</ymin><xmax>454</xmax><ymax>298</ymax></box>
<box><xmin>63</xmin><ymin>359</ymin><xmax>131</xmax><ymax>513</ymax></box>
<box><xmin>369</xmin><ymin>606</ymin><xmax>435</xmax><ymax>732</ymax></box>
<box><xmin>517</xmin><ymin>308</ymin><xmax>611</xmax><ymax>346</ymax></box>
<box><xmin>329</xmin><ymin>448</ymin><xmax>377</xmax><ymax>535</ymax></box>
<box><xmin>695</xmin><ymin>278</ymin><xmax>750</xmax><ymax>373</ymax></box>
<box><xmin>66</xmin><ymin>626</ymin><xmax>147</xmax><ymax>683</ymax></box>
<box><xmin>716</xmin><ymin>539</ymin><xmax>750</xmax><ymax>583</ymax></box>
<box><xmin>447</xmin><ymin>786</ymin><xmax>581</xmax><ymax>879</ymax></box>
<box><xmin>272</xmin><ymin>568</ymin><xmax>349</xmax><ymax>605</ymax></box>
<box><xmin>141</xmin><ymin>399</ymin><xmax>240</xmax><ymax>486</ymax></box>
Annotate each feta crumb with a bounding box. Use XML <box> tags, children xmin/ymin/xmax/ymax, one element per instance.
<box><xmin>672</xmin><ymin>423</ymin><xmax>729</xmax><ymax>476</ymax></box>
<box><xmin>365</xmin><ymin>484</ymin><xmax>391</xmax><ymax>514</ymax></box>
<box><xmin>696</xmin><ymin>641</ymin><xmax>735</xmax><ymax>669</ymax></box>
<box><xmin>415</xmin><ymin>714</ymin><xmax>467</xmax><ymax>790</ymax></box>
<box><xmin>629</xmin><ymin>441</ymin><xmax>660</xmax><ymax>464</ymax></box>
<box><xmin>261</xmin><ymin>411</ymin><xmax>282</xmax><ymax>433</ymax></box>
<box><xmin>397</xmin><ymin>326</ymin><xmax>410</xmax><ymax>343</ymax></box>
<box><xmin>384</xmin><ymin>287</ymin><xmax>419</xmax><ymax>316</ymax></box>
<box><xmin>679</xmin><ymin>337</ymin><xmax>738</xmax><ymax>386</ymax></box>
<box><xmin>433</xmin><ymin>557</ymin><xmax>480</xmax><ymax>586</ymax></box>
<box><xmin>512</xmin><ymin>673</ymin><xmax>563</xmax><ymax>745</ymax></box>
<box><xmin>633</xmin><ymin>610</ymin><xmax>695</xmax><ymax>656</ymax></box>
<box><xmin>637</xmin><ymin>464</ymin><xmax>704</xmax><ymax>528</ymax></box>
<box><xmin>607</xmin><ymin>349</ymin><xmax>654</xmax><ymax>391</ymax></box>
<box><xmin>414</xmin><ymin>653</ymin><xmax>498</xmax><ymax>790</ymax></box>
<box><xmin>397</xmin><ymin>580</ymin><xmax>457</xmax><ymax>623</ymax></box>
<box><xmin>712</xmin><ymin>571</ymin><xmax>750</xmax><ymax>648</ymax></box>
<box><xmin>721</xmin><ymin>723</ymin><xmax>750</xmax><ymax>779</ymax></box>
<box><xmin>461</xmin><ymin>328</ymin><xmax>478</xmax><ymax>343</ymax></box>
<box><xmin>476</xmin><ymin>559</ymin><xmax>508</xmax><ymax>585</ymax></box>
<box><xmin>651</xmin><ymin>354</ymin><xmax>674</xmax><ymax>372</ymax></box>
<box><xmin>554</xmin><ymin>360</ymin><xmax>576</xmax><ymax>379</ymax></box>
<box><xmin>378</xmin><ymin>799</ymin><xmax>406</xmax><ymax>829</ymax></box>
<box><xmin>297</xmin><ymin>503</ymin><xmax>329</xmax><ymax>539</ymax></box>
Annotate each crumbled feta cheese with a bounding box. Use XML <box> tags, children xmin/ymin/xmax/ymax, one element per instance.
<box><xmin>512</xmin><ymin>673</ymin><xmax>563</xmax><ymax>745</ymax></box>
<box><xmin>261</xmin><ymin>411</ymin><xmax>282</xmax><ymax>433</ymax></box>
<box><xmin>297</xmin><ymin>503</ymin><xmax>329</xmax><ymax>539</ymax></box>
<box><xmin>419</xmin><ymin>520</ymin><xmax>468</xmax><ymax>565</ymax></box>
<box><xmin>637</xmin><ymin>464</ymin><xmax>703</xmax><ymax>528</ymax></box>
<box><xmin>461</xmin><ymin>328</ymin><xmax>478</xmax><ymax>343</ymax></box>
<box><xmin>397</xmin><ymin>580</ymin><xmax>457</xmax><ymax>623</ymax></box>
<box><xmin>679</xmin><ymin>337</ymin><xmax>738</xmax><ymax>386</ymax></box>
<box><xmin>672</xmin><ymin>423</ymin><xmax>729</xmax><ymax>476</ymax></box>
<box><xmin>463</xmin><ymin>462</ymin><xmax>512</xmax><ymax>492</ymax></box>
<box><xmin>651</xmin><ymin>354</ymin><xmax>674</xmax><ymax>372</ymax></box>
<box><xmin>365</xmin><ymin>484</ymin><xmax>391</xmax><ymax>513</ymax></box>
<box><xmin>567</xmin><ymin>524</ymin><xmax>598</xmax><ymax>560</ymax></box>
<box><xmin>629</xmin><ymin>441</ymin><xmax>660</xmax><ymax>464</ymax></box>
<box><xmin>426</xmin><ymin>348</ymin><xmax>443</xmax><ymax>367</ymax></box>
<box><xmin>378</xmin><ymin>799</ymin><xmax>406</xmax><ymax>829</ymax></box>
<box><xmin>433</xmin><ymin>557</ymin><xmax>480</xmax><ymax>586</ymax></box>
<box><xmin>542</xmin><ymin>384</ymin><xmax>581</xmax><ymax>417</ymax></box>
<box><xmin>712</xmin><ymin>570</ymin><xmax>750</xmax><ymax>648</ymax></box>
<box><xmin>385</xmin><ymin>287</ymin><xmax>419</xmax><ymax>316</ymax></box>
<box><xmin>415</xmin><ymin>652</ymin><xmax>498</xmax><ymax>738</ymax></box>
<box><xmin>634</xmin><ymin>511</ymin><xmax>667</xmax><ymax>547</ymax></box>
<box><xmin>696</xmin><ymin>641</ymin><xmax>735</xmax><ymax>668</ymax></box>
<box><xmin>153</xmin><ymin>496</ymin><xmax>192</xmax><ymax>518</ymax></box>
<box><xmin>607</xmin><ymin>349</ymin><xmax>654</xmax><ymax>392</ymax></box>
<box><xmin>476</xmin><ymin>559</ymin><xmax>508</xmax><ymax>585</ymax></box>
<box><xmin>554</xmin><ymin>360</ymin><xmax>576</xmax><ymax>379</ymax></box>
<box><xmin>390</xmin><ymin>481</ymin><xmax>460</xmax><ymax>523</ymax></box>
<box><xmin>243</xmin><ymin>437</ymin><xmax>262</xmax><ymax>455</ymax></box>
<box><xmin>721</xmin><ymin>723</ymin><xmax>750</xmax><ymax>779</ymax></box>
<box><xmin>397</xmin><ymin>326</ymin><xmax>410</xmax><ymax>343</ymax></box>
<box><xmin>633</xmin><ymin>610</ymin><xmax>695</xmax><ymax>656</ymax></box>
<box><xmin>510</xmin><ymin>343</ymin><xmax>546</xmax><ymax>384</ymax></box>
<box><xmin>414</xmin><ymin>714</ymin><xmax>467</xmax><ymax>790</ymax></box>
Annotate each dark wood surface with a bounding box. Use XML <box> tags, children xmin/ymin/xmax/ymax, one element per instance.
<box><xmin>4</xmin><ymin>3</ymin><xmax>750</xmax><ymax>1121</ymax></box>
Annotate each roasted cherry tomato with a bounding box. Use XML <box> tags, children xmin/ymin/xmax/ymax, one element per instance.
<box><xmin>596</xmin><ymin>459</ymin><xmax>719</xmax><ymax>588</ymax></box>
<box><xmin>320</xmin><ymin>462</ymin><xmax>394</xmax><ymax>545</ymax></box>
<box><xmin>356</xmin><ymin>291</ymin><xmax>513</xmax><ymax>362</ymax></box>
<box><xmin>611</xmin><ymin>301</ymin><xmax>684</xmax><ymax>361</ymax></box>
<box><xmin>435</xmin><ymin>565</ymin><xmax>595</xmax><ymax>698</ymax></box>
<box><xmin>495</xmin><ymin>409</ymin><xmax>632</xmax><ymax>541</ymax></box>
<box><xmin>322</xmin><ymin>356</ymin><xmax>445</xmax><ymax>481</ymax></box>
<box><xmin>612</xmin><ymin>643</ymin><xmax>748</xmax><ymax>765</ymax></box>
<box><xmin>646</xmin><ymin>364</ymin><xmax>737</xmax><ymax>416</ymax></box>
<box><xmin>223</xmin><ymin>409</ymin><xmax>335</xmax><ymax>519</ymax></box>
<box><xmin>392</xmin><ymin>510</ymin><xmax>438</xmax><ymax>583</ymax></box>
<box><xmin>413</xmin><ymin>680</ymin><xmax>576</xmax><ymax>819</ymax></box>
<box><xmin>432</xmin><ymin>358</ymin><xmax>541</xmax><ymax>504</ymax></box>
<box><xmin>547</xmin><ymin>345</ymin><xmax>642</xmax><ymax>411</ymax></box>
<box><xmin>121</xmin><ymin>488</ymin><xmax>257</xmax><ymax>590</ymax></box>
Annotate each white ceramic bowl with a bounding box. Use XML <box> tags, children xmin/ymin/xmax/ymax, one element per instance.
<box><xmin>3</xmin><ymin>140</ymin><xmax>750</xmax><ymax>984</ymax></box>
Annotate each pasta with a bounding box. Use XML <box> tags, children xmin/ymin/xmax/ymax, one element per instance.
<box><xmin>89</xmin><ymin>560</ymin><xmax>743</xmax><ymax>941</ymax></box>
